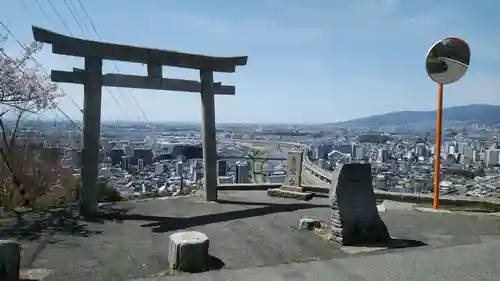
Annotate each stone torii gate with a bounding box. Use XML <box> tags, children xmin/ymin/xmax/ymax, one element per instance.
<box><xmin>31</xmin><ymin>26</ymin><xmax>247</xmax><ymax>215</ymax></box>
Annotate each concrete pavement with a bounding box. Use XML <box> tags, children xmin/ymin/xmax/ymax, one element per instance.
<box><xmin>2</xmin><ymin>191</ymin><xmax>499</xmax><ymax>281</ymax></box>
<box><xmin>135</xmin><ymin>237</ymin><xmax>500</xmax><ymax>281</ymax></box>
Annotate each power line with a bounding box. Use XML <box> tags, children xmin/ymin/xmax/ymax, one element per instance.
<box><xmin>62</xmin><ymin>0</ymin><xmax>87</xmax><ymax>36</ymax></box>
<box><xmin>59</xmin><ymin>0</ymin><xmax>137</xmax><ymax>122</ymax></box>
<box><xmin>76</xmin><ymin>0</ymin><xmax>152</xmax><ymax>126</ymax></box>
<box><xmin>54</xmin><ymin>104</ymin><xmax>81</xmax><ymax>130</ymax></box>
<box><xmin>33</xmin><ymin>0</ymin><xmax>57</xmax><ymax>30</ymax></box>
<box><xmin>67</xmin><ymin>0</ymin><xmax>89</xmax><ymax>32</ymax></box>
<box><xmin>17</xmin><ymin>0</ymin><xmax>36</xmax><ymax>18</ymax></box>
<box><xmin>16</xmin><ymin>0</ymin><xmax>82</xmax><ymax>113</ymax></box>
<box><xmin>46</xmin><ymin>0</ymin><xmax>74</xmax><ymax>36</ymax></box>
<box><xmin>34</xmin><ymin>0</ymin><xmax>133</xmax><ymax>122</ymax></box>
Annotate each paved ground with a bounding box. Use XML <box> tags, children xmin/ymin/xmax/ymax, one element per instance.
<box><xmin>135</xmin><ymin>238</ymin><xmax>500</xmax><ymax>281</ymax></box>
<box><xmin>1</xmin><ymin>191</ymin><xmax>500</xmax><ymax>281</ymax></box>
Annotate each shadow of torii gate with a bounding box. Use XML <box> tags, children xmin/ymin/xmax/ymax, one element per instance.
<box><xmin>31</xmin><ymin>26</ymin><xmax>247</xmax><ymax>215</ymax></box>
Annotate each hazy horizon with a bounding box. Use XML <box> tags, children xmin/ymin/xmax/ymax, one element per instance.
<box><xmin>13</xmin><ymin>103</ymin><xmax>494</xmax><ymax>126</ymax></box>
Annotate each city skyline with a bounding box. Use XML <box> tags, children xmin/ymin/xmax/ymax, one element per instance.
<box><xmin>2</xmin><ymin>0</ymin><xmax>500</xmax><ymax>123</ymax></box>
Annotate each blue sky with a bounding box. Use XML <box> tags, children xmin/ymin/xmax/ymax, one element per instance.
<box><xmin>1</xmin><ymin>0</ymin><xmax>499</xmax><ymax>123</ymax></box>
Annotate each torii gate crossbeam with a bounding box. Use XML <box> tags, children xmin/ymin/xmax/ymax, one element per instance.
<box><xmin>32</xmin><ymin>26</ymin><xmax>247</xmax><ymax>216</ymax></box>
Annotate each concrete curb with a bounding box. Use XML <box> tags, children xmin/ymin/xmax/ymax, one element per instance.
<box><xmin>414</xmin><ymin>207</ymin><xmax>500</xmax><ymax>216</ymax></box>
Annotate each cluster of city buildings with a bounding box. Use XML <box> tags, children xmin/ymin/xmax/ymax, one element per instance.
<box><xmin>16</xmin><ymin>119</ymin><xmax>500</xmax><ymax>201</ymax></box>
<box><xmin>308</xmin><ymin>129</ymin><xmax>500</xmax><ymax>199</ymax></box>
<box><xmin>50</xmin><ymin>128</ymin><xmax>287</xmax><ymax>199</ymax></box>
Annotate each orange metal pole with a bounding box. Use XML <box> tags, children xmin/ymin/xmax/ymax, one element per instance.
<box><xmin>433</xmin><ymin>83</ymin><xmax>444</xmax><ymax>209</ymax></box>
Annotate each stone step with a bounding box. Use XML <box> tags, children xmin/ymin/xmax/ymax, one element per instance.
<box><xmin>267</xmin><ymin>188</ymin><xmax>313</xmax><ymax>201</ymax></box>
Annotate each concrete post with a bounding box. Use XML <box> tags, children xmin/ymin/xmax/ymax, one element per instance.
<box><xmin>200</xmin><ymin>69</ymin><xmax>218</xmax><ymax>201</ymax></box>
<box><xmin>81</xmin><ymin>57</ymin><xmax>103</xmax><ymax>215</ymax></box>
<box><xmin>284</xmin><ymin>150</ymin><xmax>303</xmax><ymax>188</ymax></box>
<box><xmin>0</xmin><ymin>240</ymin><xmax>20</xmax><ymax>281</ymax></box>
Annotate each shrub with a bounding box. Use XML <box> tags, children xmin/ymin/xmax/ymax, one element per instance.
<box><xmin>96</xmin><ymin>182</ymin><xmax>122</xmax><ymax>203</ymax></box>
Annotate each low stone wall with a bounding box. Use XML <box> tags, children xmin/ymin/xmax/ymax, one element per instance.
<box><xmin>217</xmin><ymin>183</ymin><xmax>281</xmax><ymax>191</ymax></box>
<box><xmin>329</xmin><ymin>163</ymin><xmax>390</xmax><ymax>246</ymax></box>
<box><xmin>301</xmin><ymin>184</ymin><xmax>500</xmax><ymax>209</ymax></box>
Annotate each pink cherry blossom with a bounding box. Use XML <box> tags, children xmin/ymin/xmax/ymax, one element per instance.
<box><xmin>0</xmin><ymin>37</ymin><xmax>63</xmax><ymax>113</ymax></box>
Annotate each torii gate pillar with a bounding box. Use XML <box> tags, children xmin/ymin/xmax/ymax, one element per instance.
<box><xmin>200</xmin><ymin>70</ymin><xmax>217</xmax><ymax>201</ymax></box>
<box><xmin>81</xmin><ymin>58</ymin><xmax>103</xmax><ymax>214</ymax></box>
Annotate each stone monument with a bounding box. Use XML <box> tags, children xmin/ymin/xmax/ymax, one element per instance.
<box><xmin>329</xmin><ymin>163</ymin><xmax>390</xmax><ymax>246</ymax></box>
<box><xmin>267</xmin><ymin>150</ymin><xmax>313</xmax><ymax>200</ymax></box>
<box><xmin>283</xmin><ymin>150</ymin><xmax>303</xmax><ymax>191</ymax></box>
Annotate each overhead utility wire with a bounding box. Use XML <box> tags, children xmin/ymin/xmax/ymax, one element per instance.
<box><xmin>42</xmin><ymin>0</ymin><xmax>134</xmax><ymax>121</ymax></box>
<box><xmin>62</xmin><ymin>0</ymin><xmax>87</xmax><ymax>36</ymax></box>
<box><xmin>34</xmin><ymin>0</ymin><xmax>58</xmax><ymax>30</ymax></box>
<box><xmin>76</xmin><ymin>0</ymin><xmax>153</xmax><ymax>126</ymax></box>
<box><xmin>16</xmin><ymin>0</ymin><xmax>82</xmax><ymax>113</ymax></box>
<box><xmin>46</xmin><ymin>0</ymin><xmax>74</xmax><ymax>36</ymax></box>
<box><xmin>67</xmin><ymin>0</ymin><xmax>89</xmax><ymax>33</ymax></box>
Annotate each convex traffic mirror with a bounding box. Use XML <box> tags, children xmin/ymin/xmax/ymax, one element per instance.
<box><xmin>426</xmin><ymin>37</ymin><xmax>471</xmax><ymax>85</ymax></box>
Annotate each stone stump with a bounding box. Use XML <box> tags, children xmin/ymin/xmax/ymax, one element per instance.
<box><xmin>0</xmin><ymin>240</ymin><xmax>20</xmax><ymax>281</ymax></box>
<box><xmin>330</xmin><ymin>163</ymin><xmax>390</xmax><ymax>246</ymax></box>
<box><xmin>298</xmin><ymin>218</ymin><xmax>321</xmax><ymax>230</ymax></box>
<box><xmin>168</xmin><ymin>231</ymin><xmax>210</xmax><ymax>272</ymax></box>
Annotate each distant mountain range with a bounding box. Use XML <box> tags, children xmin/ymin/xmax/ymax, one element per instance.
<box><xmin>334</xmin><ymin>104</ymin><xmax>500</xmax><ymax>127</ymax></box>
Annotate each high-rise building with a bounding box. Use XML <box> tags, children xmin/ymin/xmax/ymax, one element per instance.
<box><xmin>486</xmin><ymin>149</ymin><xmax>500</xmax><ymax>167</ymax></box>
<box><xmin>132</xmin><ymin>148</ymin><xmax>154</xmax><ymax>165</ymax></box>
<box><xmin>217</xmin><ymin>160</ymin><xmax>227</xmax><ymax>177</ymax></box>
<box><xmin>121</xmin><ymin>156</ymin><xmax>131</xmax><ymax>170</ymax></box>
<box><xmin>190</xmin><ymin>159</ymin><xmax>202</xmax><ymax>175</ymax></box>
<box><xmin>176</xmin><ymin>161</ymin><xmax>183</xmax><ymax>176</ymax></box>
<box><xmin>334</xmin><ymin>144</ymin><xmax>352</xmax><ymax>155</ymax></box>
<box><xmin>462</xmin><ymin>147</ymin><xmax>474</xmax><ymax>160</ymax></box>
<box><xmin>352</xmin><ymin>144</ymin><xmax>366</xmax><ymax>160</ymax></box>
<box><xmin>456</xmin><ymin>142</ymin><xmax>466</xmax><ymax>154</ymax></box>
<box><xmin>415</xmin><ymin>143</ymin><xmax>427</xmax><ymax>157</ymax></box>
<box><xmin>378</xmin><ymin>149</ymin><xmax>390</xmax><ymax>162</ymax></box>
<box><xmin>138</xmin><ymin>158</ymin><xmax>144</xmax><ymax>171</ymax></box>
<box><xmin>123</xmin><ymin>145</ymin><xmax>133</xmax><ymax>157</ymax></box>
<box><xmin>110</xmin><ymin>148</ymin><xmax>125</xmax><ymax>166</ymax></box>
<box><xmin>317</xmin><ymin>159</ymin><xmax>325</xmax><ymax>169</ymax></box>
<box><xmin>448</xmin><ymin>145</ymin><xmax>456</xmax><ymax>154</ymax></box>
<box><xmin>472</xmin><ymin>149</ymin><xmax>480</xmax><ymax>163</ymax></box>
<box><xmin>235</xmin><ymin>161</ymin><xmax>249</xmax><ymax>183</ymax></box>
<box><xmin>315</xmin><ymin>144</ymin><xmax>325</xmax><ymax>160</ymax></box>
<box><xmin>154</xmin><ymin>162</ymin><xmax>164</xmax><ymax>174</ymax></box>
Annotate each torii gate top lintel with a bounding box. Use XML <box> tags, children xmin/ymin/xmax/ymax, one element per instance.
<box><xmin>32</xmin><ymin>26</ymin><xmax>248</xmax><ymax>73</ymax></box>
